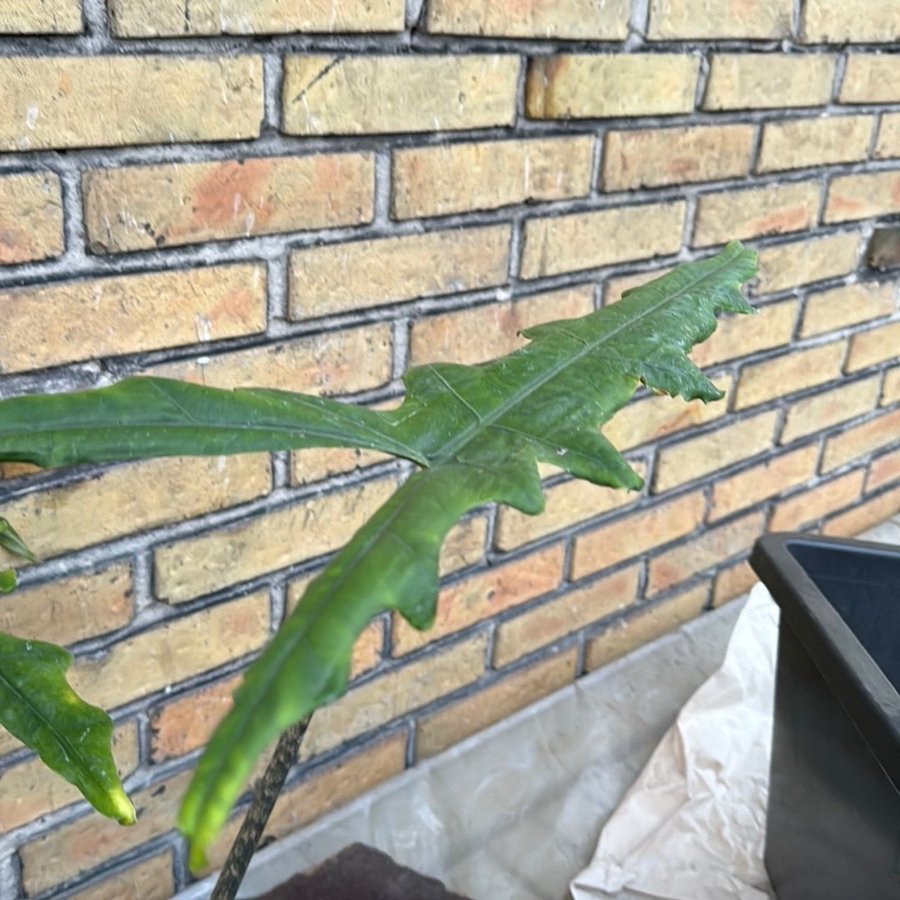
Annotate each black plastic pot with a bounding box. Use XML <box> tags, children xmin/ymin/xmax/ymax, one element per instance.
<box><xmin>750</xmin><ymin>534</ymin><xmax>900</xmax><ymax>900</ymax></box>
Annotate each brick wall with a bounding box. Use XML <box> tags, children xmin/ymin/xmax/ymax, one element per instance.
<box><xmin>0</xmin><ymin>1</ymin><xmax>898</xmax><ymax>896</ymax></box>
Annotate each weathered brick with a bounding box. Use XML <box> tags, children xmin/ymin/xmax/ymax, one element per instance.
<box><xmin>0</xmin><ymin>563</ymin><xmax>133</xmax><ymax>647</ymax></box>
<box><xmin>0</xmin><ymin>172</ymin><xmax>63</xmax><ymax>265</ymax></box>
<box><xmin>154</xmin><ymin>477</ymin><xmax>395</xmax><ymax>603</ymax></box>
<box><xmin>393</xmin><ymin>544</ymin><xmax>564</xmax><ymax>654</ymax></box>
<box><xmin>521</xmin><ymin>202</ymin><xmax>685</xmax><ymax>279</ymax></box>
<box><xmin>301</xmin><ymin>633</ymin><xmax>487</xmax><ymax>758</ymax></box>
<box><xmin>495</xmin><ymin>468</ymin><xmax>644</xmax><ymax>551</ymax></box>
<box><xmin>876</xmin><ymin>114</ymin><xmax>900</xmax><ymax>160</ymax></box>
<box><xmin>713</xmin><ymin>560</ymin><xmax>756</xmax><ymax>607</ymax></box>
<box><xmin>704</xmin><ymin>54</ymin><xmax>836</xmax><ymax>111</ymax></box>
<box><xmin>283</xmin><ymin>55</ymin><xmax>519</xmax><ymax>135</ymax></box>
<box><xmin>781</xmin><ymin>376</ymin><xmax>882</xmax><ymax>444</ymax></box>
<box><xmin>571</xmin><ymin>491</ymin><xmax>705</xmax><ymax>581</ymax></box>
<box><xmin>494</xmin><ymin>564</ymin><xmax>641</xmax><ymax>667</ymax></box>
<box><xmin>602</xmin><ymin>124</ymin><xmax>754</xmax><ymax>191</ymax></box>
<box><xmin>758</xmin><ymin>116</ymin><xmax>873</xmax><ymax>173</ymax></box>
<box><xmin>1</xmin><ymin>264</ymin><xmax>266</xmax><ymax>374</ymax></box>
<box><xmin>647</xmin><ymin>511</ymin><xmax>765</xmax><ymax>595</ymax></box>
<box><xmin>109</xmin><ymin>0</ymin><xmax>404</xmax><ymax>36</ymax></box>
<box><xmin>70</xmin><ymin>592</ymin><xmax>270</xmax><ymax>710</ymax></box>
<box><xmin>0</xmin><ymin>0</ymin><xmax>81</xmax><ymax>32</ymax></box>
<box><xmin>654</xmin><ymin>411</ymin><xmax>779</xmax><ymax>493</ymax></box>
<box><xmin>690</xmin><ymin>300</ymin><xmax>797</xmax><ymax>368</ymax></box>
<box><xmin>710</xmin><ymin>445</ymin><xmax>819</xmax><ymax>520</ymax></box>
<box><xmin>840</xmin><ymin>55</ymin><xmax>900</xmax><ymax>104</ymax></box>
<box><xmin>803</xmin><ymin>1</ymin><xmax>899</xmax><ymax>43</ymax></box>
<box><xmin>884</xmin><ymin>368</ymin><xmax>900</xmax><ymax>406</ymax></box>
<box><xmin>694</xmin><ymin>182</ymin><xmax>820</xmax><ymax>247</ymax></box>
<box><xmin>802</xmin><ymin>282</ymin><xmax>897</xmax><ymax>338</ymax></box>
<box><xmin>0</xmin><ymin>455</ymin><xmax>269</xmax><ymax>563</ymax></box>
<box><xmin>867</xmin><ymin>451</ymin><xmax>900</xmax><ymax>493</ymax></box>
<box><xmin>68</xmin><ymin>851</ymin><xmax>175</xmax><ymax>900</ymax></box>
<box><xmin>410</xmin><ymin>285</ymin><xmax>594</xmax><ymax>367</ymax></box>
<box><xmin>392</xmin><ymin>136</ymin><xmax>593</xmax><ymax>220</ymax></box>
<box><xmin>438</xmin><ymin>515</ymin><xmax>489</xmax><ymax>574</ymax></box>
<box><xmin>755</xmin><ymin>233</ymin><xmax>861</xmax><ymax>295</ymax></box>
<box><xmin>648</xmin><ymin>0</ymin><xmax>791</xmax><ymax>38</ymax></box>
<box><xmin>735</xmin><ymin>341</ymin><xmax>846</xmax><ymax>409</ymax></box>
<box><xmin>0</xmin><ymin>56</ymin><xmax>262</xmax><ymax>151</ymax></box>
<box><xmin>824</xmin><ymin>484</ymin><xmax>900</xmax><ymax>537</ymax></box>
<box><xmin>292</xmin><ymin>446</ymin><xmax>392</xmax><ymax>487</ymax></box>
<box><xmin>416</xmin><ymin>648</ymin><xmax>576</xmax><ymax>760</ymax></box>
<box><xmin>585</xmin><ymin>582</ymin><xmax>709</xmax><ymax>671</ymax></box>
<box><xmin>825</xmin><ymin>170</ymin><xmax>900</xmax><ymax>223</ymax></box>
<box><xmin>769</xmin><ymin>471</ymin><xmax>866</xmax><ymax>531</ymax></box>
<box><xmin>150</xmin><ymin>325</ymin><xmax>393</xmax><ymax>396</ymax></box>
<box><xmin>526</xmin><ymin>55</ymin><xmax>698</xmax><ymax>120</ymax></box>
<box><xmin>426</xmin><ymin>0</ymin><xmax>629</xmax><ymax>38</ymax></box>
<box><xmin>84</xmin><ymin>154</ymin><xmax>374</xmax><ymax>253</ymax></box>
<box><xmin>822</xmin><ymin>409</ymin><xmax>900</xmax><ymax>472</ymax></box>
<box><xmin>846</xmin><ymin>320</ymin><xmax>900</xmax><ymax>373</ymax></box>
<box><xmin>289</xmin><ymin>226</ymin><xmax>510</xmax><ymax>318</ymax></box>
<box><xmin>0</xmin><ymin>724</ymin><xmax>137</xmax><ymax>832</ymax></box>
<box><xmin>604</xmin><ymin>377</ymin><xmax>733</xmax><ymax>451</ymax></box>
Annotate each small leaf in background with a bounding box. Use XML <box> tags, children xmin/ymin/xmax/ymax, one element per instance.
<box><xmin>0</xmin><ymin>632</ymin><xmax>136</xmax><ymax>825</ymax></box>
<box><xmin>0</xmin><ymin>569</ymin><xmax>16</xmax><ymax>594</ymax></box>
<box><xmin>0</xmin><ymin>517</ymin><xmax>36</xmax><ymax>563</ymax></box>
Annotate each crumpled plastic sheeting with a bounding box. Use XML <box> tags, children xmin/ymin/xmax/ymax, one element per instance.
<box><xmin>571</xmin><ymin>583</ymin><xmax>779</xmax><ymax>900</ymax></box>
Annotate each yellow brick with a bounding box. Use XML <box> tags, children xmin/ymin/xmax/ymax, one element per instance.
<box><xmin>690</xmin><ymin>300</ymin><xmax>797</xmax><ymax>368</ymax></box>
<box><xmin>822</xmin><ymin>409</ymin><xmax>900</xmax><ymax>472</ymax></box>
<box><xmin>825</xmin><ymin>170</ymin><xmax>900</xmax><ymax>223</ymax></box>
<box><xmin>735</xmin><ymin>341</ymin><xmax>846</xmax><ymax>409</ymax></box>
<box><xmin>526</xmin><ymin>54</ymin><xmax>699</xmax><ymax>119</ymax></box>
<box><xmin>803</xmin><ymin>0</ymin><xmax>899</xmax><ymax>43</ymax></box>
<box><xmin>0</xmin><ymin>724</ymin><xmax>137</xmax><ymax>832</ymax></box>
<box><xmin>302</xmin><ymin>633</ymin><xmax>487</xmax><ymax>758</ymax></box>
<box><xmin>154</xmin><ymin>477</ymin><xmax>396</xmax><ymax>603</ymax></box>
<box><xmin>758</xmin><ymin>116</ymin><xmax>873</xmax><ymax>173</ymax></box>
<box><xmin>0</xmin><ymin>56</ymin><xmax>262</xmax><ymax>151</ymax></box>
<box><xmin>20</xmin><ymin>769</ymin><xmax>192</xmax><ymax>895</ymax></box>
<box><xmin>70</xmin><ymin>592</ymin><xmax>270</xmax><ymax>710</ymax></box>
<box><xmin>571</xmin><ymin>491</ymin><xmax>705</xmax><ymax>580</ymax></box>
<box><xmin>654</xmin><ymin>411</ymin><xmax>779</xmax><ymax>493</ymax></box>
<box><xmin>150</xmin><ymin>325</ymin><xmax>393</xmax><ymax>396</ymax></box>
<box><xmin>846</xmin><ymin>320</ymin><xmax>900</xmax><ymax>373</ymax></box>
<box><xmin>769</xmin><ymin>471</ymin><xmax>865</xmax><ymax>531</ymax></box>
<box><xmin>438</xmin><ymin>514</ymin><xmax>489</xmax><ymax>575</ymax></box>
<box><xmin>410</xmin><ymin>284</ymin><xmax>594</xmax><ymax>367</ymax></box>
<box><xmin>0</xmin><ymin>263</ymin><xmax>266</xmax><ymax>373</ymax></box>
<box><xmin>585</xmin><ymin>582</ymin><xmax>709</xmax><ymax>671</ymax></box>
<box><xmin>426</xmin><ymin>0</ymin><xmax>629</xmax><ymax>38</ymax></box>
<box><xmin>68</xmin><ymin>851</ymin><xmax>175</xmax><ymax>900</ymax></box>
<box><xmin>0</xmin><ymin>563</ymin><xmax>132</xmax><ymax>647</ymax></box>
<box><xmin>824</xmin><ymin>485</ymin><xmax>900</xmax><ymax>538</ymax></box>
<box><xmin>392</xmin><ymin>136</ymin><xmax>594</xmax><ymax>220</ymax></box>
<box><xmin>867</xmin><ymin>451</ymin><xmax>900</xmax><ymax>493</ymax></box>
<box><xmin>802</xmin><ymin>282</ymin><xmax>897</xmax><ymax>338</ymax></box>
<box><xmin>781</xmin><ymin>376</ymin><xmax>882</xmax><ymax>444</ymax></box>
<box><xmin>647</xmin><ymin>510</ymin><xmax>765</xmax><ymax>595</ymax></box>
<box><xmin>416</xmin><ymin>647</ymin><xmax>576</xmax><ymax>759</ymax></box>
<box><xmin>84</xmin><ymin>153</ymin><xmax>374</xmax><ymax>253</ymax></box>
<box><xmin>840</xmin><ymin>55</ymin><xmax>900</xmax><ymax>104</ymax></box>
<box><xmin>109</xmin><ymin>0</ymin><xmax>404</xmax><ymax>35</ymax></box>
<box><xmin>876</xmin><ymin>114</ymin><xmax>900</xmax><ymax>160</ymax></box>
<box><xmin>694</xmin><ymin>181</ymin><xmax>820</xmax><ymax>247</ymax></box>
<box><xmin>704</xmin><ymin>53</ymin><xmax>836</xmax><ymax>111</ymax></box>
<box><xmin>494</xmin><ymin>564</ymin><xmax>641</xmax><ymax>667</ymax></box>
<box><xmin>710</xmin><ymin>445</ymin><xmax>819</xmax><ymax>520</ymax></box>
<box><xmin>713</xmin><ymin>560</ymin><xmax>756</xmax><ymax>607</ymax></box>
<box><xmin>393</xmin><ymin>544</ymin><xmax>564</xmax><ymax>654</ymax></box>
<box><xmin>603</xmin><ymin>124</ymin><xmax>754</xmax><ymax>191</ymax></box>
<box><xmin>0</xmin><ymin>0</ymin><xmax>81</xmax><ymax>32</ymax></box>
<box><xmin>648</xmin><ymin>0</ymin><xmax>791</xmax><ymax>38</ymax></box>
<box><xmin>755</xmin><ymin>233</ymin><xmax>861</xmax><ymax>294</ymax></box>
<box><xmin>0</xmin><ymin>455</ymin><xmax>269</xmax><ymax>563</ymax></box>
<box><xmin>603</xmin><ymin>264</ymin><xmax>676</xmax><ymax>304</ymax></box>
<box><xmin>283</xmin><ymin>55</ymin><xmax>519</xmax><ymax>135</ymax></box>
<box><xmin>0</xmin><ymin>172</ymin><xmax>63</xmax><ymax>265</ymax></box>
<box><xmin>292</xmin><ymin>446</ymin><xmax>392</xmax><ymax>487</ymax></box>
<box><xmin>884</xmin><ymin>367</ymin><xmax>900</xmax><ymax>406</ymax></box>
<box><xmin>604</xmin><ymin>377</ymin><xmax>733</xmax><ymax>451</ymax></box>
<box><xmin>521</xmin><ymin>202</ymin><xmax>685</xmax><ymax>279</ymax></box>
<box><xmin>290</xmin><ymin>226</ymin><xmax>510</xmax><ymax>318</ymax></box>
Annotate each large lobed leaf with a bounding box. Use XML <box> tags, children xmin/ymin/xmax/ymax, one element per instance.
<box><xmin>0</xmin><ymin>242</ymin><xmax>757</xmax><ymax>866</ymax></box>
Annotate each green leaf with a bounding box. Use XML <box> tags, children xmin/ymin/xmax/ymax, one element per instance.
<box><xmin>0</xmin><ymin>517</ymin><xmax>36</xmax><ymax>563</ymax></box>
<box><xmin>0</xmin><ymin>241</ymin><xmax>757</xmax><ymax>866</ymax></box>
<box><xmin>0</xmin><ymin>632</ymin><xmax>136</xmax><ymax>825</ymax></box>
<box><xmin>0</xmin><ymin>570</ymin><xmax>16</xmax><ymax>594</ymax></box>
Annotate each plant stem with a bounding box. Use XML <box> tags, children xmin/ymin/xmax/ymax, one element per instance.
<box><xmin>210</xmin><ymin>716</ymin><xmax>311</xmax><ymax>900</ymax></box>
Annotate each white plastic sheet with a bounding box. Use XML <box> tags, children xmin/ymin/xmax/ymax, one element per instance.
<box><xmin>571</xmin><ymin>584</ymin><xmax>779</xmax><ymax>900</ymax></box>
